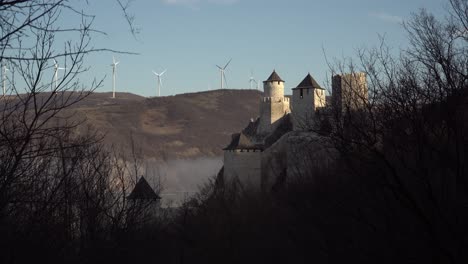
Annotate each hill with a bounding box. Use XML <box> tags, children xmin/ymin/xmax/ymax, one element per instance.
<box><xmin>70</xmin><ymin>89</ymin><xmax>263</xmax><ymax>160</ymax></box>
<box><xmin>1</xmin><ymin>89</ymin><xmax>262</xmax><ymax>201</ymax></box>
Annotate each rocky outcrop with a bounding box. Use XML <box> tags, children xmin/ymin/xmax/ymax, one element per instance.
<box><xmin>261</xmin><ymin>131</ymin><xmax>339</xmax><ymax>191</ymax></box>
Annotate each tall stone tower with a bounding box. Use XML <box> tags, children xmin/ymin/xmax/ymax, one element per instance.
<box><xmin>332</xmin><ymin>72</ymin><xmax>368</xmax><ymax>114</ymax></box>
<box><xmin>291</xmin><ymin>73</ymin><xmax>326</xmax><ymax>131</ymax></box>
<box><xmin>257</xmin><ymin>70</ymin><xmax>290</xmax><ymax>136</ymax></box>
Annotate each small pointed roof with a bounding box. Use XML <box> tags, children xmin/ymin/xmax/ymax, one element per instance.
<box><xmin>127</xmin><ymin>176</ymin><xmax>161</xmax><ymax>200</ymax></box>
<box><xmin>293</xmin><ymin>73</ymin><xmax>324</xmax><ymax>90</ymax></box>
<box><xmin>263</xmin><ymin>70</ymin><xmax>284</xmax><ymax>83</ymax></box>
<box><xmin>223</xmin><ymin>132</ymin><xmax>263</xmax><ymax>150</ymax></box>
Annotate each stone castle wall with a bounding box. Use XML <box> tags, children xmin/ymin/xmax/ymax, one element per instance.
<box><xmin>292</xmin><ymin>88</ymin><xmax>314</xmax><ymax>130</ymax></box>
<box><xmin>315</xmin><ymin>89</ymin><xmax>326</xmax><ymax>109</ymax></box>
<box><xmin>291</xmin><ymin>88</ymin><xmax>326</xmax><ymax>131</ymax></box>
<box><xmin>332</xmin><ymin>72</ymin><xmax>368</xmax><ymax>113</ymax></box>
<box><xmin>257</xmin><ymin>98</ymin><xmax>290</xmax><ymax>136</ymax></box>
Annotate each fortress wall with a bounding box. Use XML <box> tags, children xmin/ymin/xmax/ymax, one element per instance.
<box><xmin>284</xmin><ymin>98</ymin><xmax>291</xmax><ymax>112</ymax></box>
<box><xmin>258</xmin><ymin>100</ymin><xmax>272</xmax><ymax>135</ymax></box>
<box><xmin>271</xmin><ymin>100</ymin><xmax>288</xmax><ymax>125</ymax></box>
<box><xmin>258</xmin><ymin>99</ymin><xmax>290</xmax><ymax>135</ymax></box>
<box><xmin>262</xmin><ymin>97</ymin><xmax>290</xmax><ymax>103</ymax></box>
<box><xmin>224</xmin><ymin>150</ymin><xmax>262</xmax><ymax>188</ymax></box>
<box><xmin>315</xmin><ymin>89</ymin><xmax>326</xmax><ymax>108</ymax></box>
<box><xmin>332</xmin><ymin>72</ymin><xmax>368</xmax><ymax>112</ymax></box>
<box><xmin>261</xmin><ymin>133</ymin><xmax>288</xmax><ymax>191</ymax></box>
<box><xmin>291</xmin><ymin>88</ymin><xmax>316</xmax><ymax>131</ymax></box>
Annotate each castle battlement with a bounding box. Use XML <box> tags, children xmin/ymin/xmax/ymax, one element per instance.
<box><xmin>334</xmin><ymin>72</ymin><xmax>366</xmax><ymax>78</ymax></box>
<box><xmin>262</xmin><ymin>97</ymin><xmax>290</xmax><ymax>103</ymax></box>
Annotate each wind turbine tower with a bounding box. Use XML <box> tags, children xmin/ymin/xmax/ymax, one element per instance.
<box><xmin>216</xmin><ymin>59</ymin><xmax>232</xmax><ymax>89</ymax></box>
<box><xmin>249</xmin><ymin>70</ymin><xmax>258</xmax><ymax>90</ymax></box>
<box><xmin>111</xmin><ymin>56</ymin><xmax>119</xmax><ymax>99</ymax></box>
<box><xmin>2</xmin><ymin>64</ymin><xmax>9</xmax><ymax>96</ymax></box>
<box><xmin>152</xmin><ymin>69</ymin><xmax>166</xmax><ymax>97</ymax></box>
<box><xmin>53</xmin><ymin>59</ymin><xmax>66</xmax><ymax>92</ymax></box>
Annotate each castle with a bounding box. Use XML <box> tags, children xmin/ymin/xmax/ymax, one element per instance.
<box><xmin>223</xmin><ymin>70</ymin><xmax>368</xmax><ymax>190</ymax></box>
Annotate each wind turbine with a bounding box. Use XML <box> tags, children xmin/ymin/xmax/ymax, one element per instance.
<box><xmin>2</xmin><ymin>64</ymin><xmax>9</xmax><ymax>96</ymax></box>
<box><xmin>249</xmin><ymin>70</ymin><xmax>258</xmax><ymax>90</ymax></box>
<box><xmin>111</xmin><ymin>56</ymin><xmax>119</xmax><ymax>99</ymax></box>
<box><xmin>152</xmin><ymin>69</ymin><xmax>166</xmax><ymax>97</ymax></box>
<box><xmin>53</xmin><ymin>59</ymin><xmax>66</xmax><ymax>92</ymax></box>
<box><xmin>216</xmin><ymin>59</ymin><xmax>232</xmax><ymax>89</ymax></box>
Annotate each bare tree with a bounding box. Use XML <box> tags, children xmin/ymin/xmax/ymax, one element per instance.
<box><xmin>319</xmin><ymin>0</ymin><xmax>468</xmax><ymax>262</ymax></box>
<box><xmin>0</xmin><ymin>1</ymin><xmax>162</xmax><ymax>262</ymax></box>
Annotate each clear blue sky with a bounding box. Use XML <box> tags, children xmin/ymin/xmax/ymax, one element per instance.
<box><xmin>75</xmin><ymin>0</ymin><xmax>446</xmax><ymax>97</ymax></box>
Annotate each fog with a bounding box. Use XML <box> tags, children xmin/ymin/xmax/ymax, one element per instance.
<box><xmin>142</xmin><ymin>156</ymin><xmax>223</xmax><ymax>207</ymax></box>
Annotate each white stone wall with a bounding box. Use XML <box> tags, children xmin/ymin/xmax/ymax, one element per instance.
<box><xmin>332</xmin><ymin>72</ymin><xmax>368</xmax><ymax>113</ymax></box>
<box><xmin>315</xmin><ymin>89</ymin><xmax>326</xmax><ymax>108</ymax></box>
<box><xmin>291</xmin><ymin>88</ymin><xmax>326</xmax><ymax>131</ymax></box>
<box><xmin>292</xmin><ymin>88</ymin><xmax>314</xmax><ymax>131</ymax></box>
<box><xmin>224</xmin><ymin>150</ymin><xmax>262</xmax><ymax>188</ymax></box>
<box><xmin>257</xmin><ymin>97</ymin><xmax>290</xmax><ymax>135</ymax></box>
<box><xmin>263</xmin><ymin>80</ymin><xmax>284</xmax><ymax>98</ymax></box>
<box><xmin>270</xmin><ymin>97</ymin><xmax>290</xmax><ymax>124</ymax></box>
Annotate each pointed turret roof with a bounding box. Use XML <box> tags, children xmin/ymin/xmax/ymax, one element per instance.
<box><xmin>293</xmin><ymin>73</ymin><xmax>324</xmax><ymax>90</ymax></box>
<box><xmin>127</xmin><ymin>176</ymin><xmax>161</xmax><ymax>200</ymax></box>
<box><xmin>264</xmin><ymin>70</ymin><xmax>284</xmax><ymax>83</ymax></box>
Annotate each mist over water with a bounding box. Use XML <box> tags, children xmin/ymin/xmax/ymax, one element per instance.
<box><xmin>143</xmin><ymin>157</ymin><xmax>223</xmax><ymax>207</ymax></box>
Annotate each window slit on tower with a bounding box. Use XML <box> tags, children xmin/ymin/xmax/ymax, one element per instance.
<box><xmin>300</xmin><ymin>88</ymin><xmax>303</xmax><ymax>99</ymax></box>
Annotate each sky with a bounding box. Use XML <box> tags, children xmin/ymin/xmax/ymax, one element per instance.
<box><xmin>68</xmin><ymin>0</ymin><xmax>447</xmax><ymax>97</ymax></box>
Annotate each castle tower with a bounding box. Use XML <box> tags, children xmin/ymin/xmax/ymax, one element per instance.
<box><xmin>257</xmin><ymin>70</ymin><xmax>290</xmax><ymax>136</ymax></box>
<box><xmin>291</xmin><ymin>73</ymin><xmax>326</xmax><ymax>131</ymax></box>
<box><xmin>332</xmin><ymin>72</ymin><xmax>368</xmax><ymax>114</ymax></box>
<box><xmin>263</xmin><ymin>70</ymin><xmax>284</xmax><ymax>98</ymax></box>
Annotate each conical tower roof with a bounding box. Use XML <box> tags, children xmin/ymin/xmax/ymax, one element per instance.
<box><xmin>263</xmin><ymin>70</ymin><xmax>284</xmax><ymax>83</ymax></box>
<box><xmin>128</xmin><ymin>176</ymin><xmax>161</xmax><ymax>200</ymax></box>
<box><xmin>294</xmin><ymin>73</ymin><xmax>324</xmax><ymax>90</ymax></box>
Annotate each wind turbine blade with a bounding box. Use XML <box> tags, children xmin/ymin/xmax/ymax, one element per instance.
<box><xmin>152</xmin><ymin>70</ymin><xmax>158</xmax><ymax>75</ymax></box>
<box><xmin>161</xmin><ymin>69</ymin><xmax>167</xmax><ymax>76</ymax></box>
<box><xmin>216</xmin><ymin>65</ymin><xmax>222</xmax><ymax>69</ymax></box>
<box><xmin>223</xmin><ymin>58</ymin><xmax>232</xmax><ymax>69</ymax></box>
<box><xmin>113</xmin><ymin>56</ymin><xmax>116</xmax><ymax>64</ymax></box>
